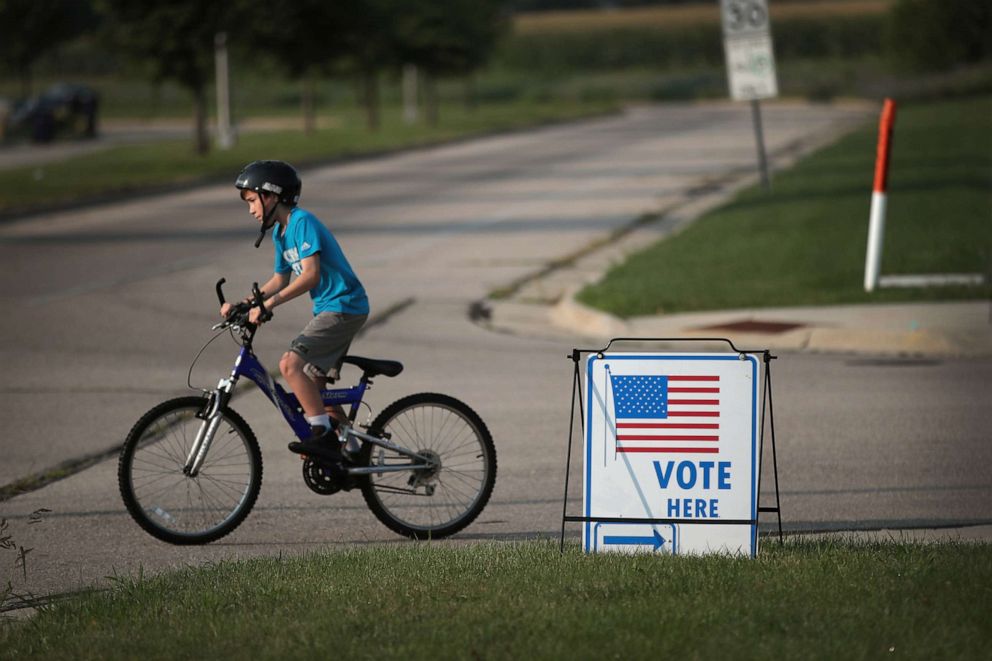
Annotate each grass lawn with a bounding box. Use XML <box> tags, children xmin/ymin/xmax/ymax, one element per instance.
<box><xmin>1</xmin><ymin>539</ymin><xmax>989</xmax><ymax>659</ymax></box>
<box><xmin>0</xmin><ymin>100</ymin><xmax>616</xmax><ymax>217</ymax></box>
<box><xmin>577</xmin><ymin>95</ymin><xmax>992</xmax><ymax>316</ymax></box>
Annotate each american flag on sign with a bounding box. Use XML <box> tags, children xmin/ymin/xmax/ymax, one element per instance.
<box><xmin>608</xmin><ymin>370</ymin><xmax>720</xmax><ymax>454</ymax></box>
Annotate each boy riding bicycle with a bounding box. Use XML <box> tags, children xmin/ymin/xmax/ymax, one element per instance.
<box><xmin>221</xmin><ymin>160</ymin><xmax>368</xmax><ymax>467</ymax></box>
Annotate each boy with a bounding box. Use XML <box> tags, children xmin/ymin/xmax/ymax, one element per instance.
<box><xmin>222</xmin><ymin>160</ymin><xmax>368</xmax><ymax>467</ymax></box>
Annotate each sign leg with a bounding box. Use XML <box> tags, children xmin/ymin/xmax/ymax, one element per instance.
<box><xmin>560</xmin><ymin>352</ymin><xmax>582</xmax><ymax>554</ymax></box>
<box><xmin>751</xmin><ymin>99</ymin><xmax>771</xmax><ymax>191</ymax></box>
<box><xmin>765</xmin><ymin>357</ymin><xmax>784</xmax><ymax>543</ymax></box>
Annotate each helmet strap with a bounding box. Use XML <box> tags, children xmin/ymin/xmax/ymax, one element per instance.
<box><xmin>254</xmin><ymin>195</ymin><xmax>280</xmax><ymax>248</ymax></box>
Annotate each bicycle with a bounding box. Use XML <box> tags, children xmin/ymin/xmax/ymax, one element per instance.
<box><xmin>118</xmin><ymin>279</ymin><xmax>497</xmax><ymax>545</ymax></box>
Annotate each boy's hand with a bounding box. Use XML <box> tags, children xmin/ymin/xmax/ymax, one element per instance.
<box><xmin>248</xmin><ymin>305</ymin><xmax>268</xmax><ymax>325</ymax></box>
<box><xmin>220</xmin><ymin>301</ymin><xmax>252</xmax><ymax>320</ymax></box>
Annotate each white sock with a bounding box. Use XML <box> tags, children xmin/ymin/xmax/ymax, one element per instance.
<box><xmin>306</xmin><ymin>414</ymin><xmax>331</xmax><ymax>431</ymax></box>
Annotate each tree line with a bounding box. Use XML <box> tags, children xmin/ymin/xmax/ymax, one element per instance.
<box><xmin>0</xmin><ymin>0</ymin><xmax>509</xmax><ymax>154</ymax></box>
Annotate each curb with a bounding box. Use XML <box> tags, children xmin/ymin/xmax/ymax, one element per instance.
<box><xmin>546</xmin><ymin>296</ymin><xmax>992</xmax><ymax>357</ymax></box>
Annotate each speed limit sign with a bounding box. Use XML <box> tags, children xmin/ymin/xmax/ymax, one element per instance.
<box><xmin>721</xmin><ymin>0</ymin><xmax>778</xmax><ymax>101</ymax></box>
<box><xmin>722</xmin><ymin>0</ymin><xmax>769</xmax><ymax>36</ymax></box>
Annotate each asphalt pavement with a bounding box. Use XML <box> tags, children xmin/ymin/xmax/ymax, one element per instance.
<box><xmin>1</xmin><ymin>101</ymin><xmax>989</xmax><ymax>607</ymax></box>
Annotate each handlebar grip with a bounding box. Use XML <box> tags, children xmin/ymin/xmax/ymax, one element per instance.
<box><xmin>216</xmin><ymin>278</ymin><xmax>227</xmax><ymax>305</ymax></box>
<box><xmin>252</xmin><ymin>283</ymin><xmax>273</xmax><ymax>322</ymax></box>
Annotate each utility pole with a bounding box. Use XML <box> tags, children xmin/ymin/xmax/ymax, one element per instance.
<box><xmin>215</xmin><ymin>32</ymin><xmax>235</xmax><ymax>149</ymax></box>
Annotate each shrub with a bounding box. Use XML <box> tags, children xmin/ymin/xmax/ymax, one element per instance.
<box><xmin>495</xmin><ymin>16</ymin><xmax>887</xmax><ymax>74</ymax></box>
<box><xmin>886</xmin><ymin>0</ymin><xmax>992</xmax><ymax>72</ymax></box>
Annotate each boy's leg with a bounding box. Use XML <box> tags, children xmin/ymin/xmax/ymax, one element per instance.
<box><xmin>303</xmin><ymin>363</ymin><xmax>350</xmax><ymax>427</ymax></box>
<box><xmin>280</xmin><ymin>351</ymin><xmax>326</xmax><ymax>419</ymax></box>
<box><xmin>327</xmin><ymin>404</ymin><xmax>349</xmax><ymax>427</ymax></box>
<box><xmin>281</xmin><ymin>351</ymin><xmax>347</xmax><ymax>466</ymax></box>
<box><xmin>283</xmin><ymin>312</ymin><xmax>367</xmax><ymax>462</ymax></box>
<box><xmin>282</xmin><ymin>313</ymin><xmax>365</xmax><ymax>414</ymax></box>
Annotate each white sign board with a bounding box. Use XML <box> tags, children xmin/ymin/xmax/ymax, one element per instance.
<box><xmin>721</xmin><ymin>0</ymin><xmax>778</xmax><ymax>101</ymax></box>
<box><xmin>583</xmin><ymin>353</ymin><xmax>762</xmax><ymax>556</ymax></box>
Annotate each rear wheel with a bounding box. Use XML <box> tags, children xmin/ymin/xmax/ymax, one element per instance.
<box><xmin>359</xmin><ymin>393</ymin><xmax>496</xmax><ymax>539</ymax></box>
<box><xmin>118</xmin><ymin>397</ymin><xmax>262</xmax><ymax>545</ymax></box>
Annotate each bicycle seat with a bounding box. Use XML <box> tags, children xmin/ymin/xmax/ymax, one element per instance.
<box><xmin>341</xmin><ymin>355</ymin><xmax>404</xmax><ymax>378</ymax></box>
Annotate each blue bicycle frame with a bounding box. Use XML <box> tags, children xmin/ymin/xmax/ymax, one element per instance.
<box><xmin>185</xmin><ymin>342</ymin><xmax>427</xmax><ymax>480</ymax></box>
<box><xmin>230</xmin><ymin>346</ymin><xmax>369</xmax><ymax>440</ymax></box>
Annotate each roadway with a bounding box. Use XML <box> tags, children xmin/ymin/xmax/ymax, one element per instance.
<box><xmin>1</xmin><ymin>101</ymin><xmax>988</xmax><ymax>600</ymax></box>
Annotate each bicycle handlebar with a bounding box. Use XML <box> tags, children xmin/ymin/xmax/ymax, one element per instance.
<box><xmin>213</xmin><ymin>278</ymin><xmax>272</xmax><ymax>332</ymax></box>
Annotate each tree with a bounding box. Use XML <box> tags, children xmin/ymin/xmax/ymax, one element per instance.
<box><xmin>99</xmin><ymin>0</ymin><xmax>237</xmax><ymax>154</ymax></box>
<box><xmin>391</xmin><ymin>0</ymin><xmax>510</xmax><ymax>125</ymax></box>
<box><xmin>887</xmin><ymin>0</ymin><xmax>992</xmax><ymax>72</ymax></box>
<box><xmin>246</xmin><ymin>0</ymin><xmax>353</xmax><ymax>135</ymax></box>
<box><xmin>0</xmin><ymin>0</ymin><xmax>95</xmax><ymax>98</ymax></box>
<box><xmin>340</xmin><ymin>0</ymin><xmax>398</xmax><ymax>131</ymax></box>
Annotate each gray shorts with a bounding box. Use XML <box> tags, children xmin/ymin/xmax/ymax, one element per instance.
<box><xmin>290</xmin><ymin>312</ymin><xmax>368</xmax><ymax>381</ymax></box>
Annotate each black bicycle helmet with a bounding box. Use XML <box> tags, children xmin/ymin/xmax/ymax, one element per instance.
<box><xmin>235</xmin><ymin>160</ymin><xmax>301</xmax><ymax>207</ymax></box>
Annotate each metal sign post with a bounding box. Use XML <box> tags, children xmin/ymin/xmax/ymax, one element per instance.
<box><xmin>402</xmin><ymin>64</ymin><xmax>419</xmax><ymax>126</ymax></box>
<box><xmin>721</xmin><ymin>0</ymin><xmax>778</xmax><ymax>191</ymax></box>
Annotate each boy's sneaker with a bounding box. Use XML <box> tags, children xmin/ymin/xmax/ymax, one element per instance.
<box><xmin>288</xmin><ymin>425</ymin><xmax>344</xmax><ymax>464</ymax></box>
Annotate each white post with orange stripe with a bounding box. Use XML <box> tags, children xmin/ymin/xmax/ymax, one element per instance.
<box><xmin>864</xmin><ymin>99</ymin><xmax>897</xmax><ymax>293</ymax></box>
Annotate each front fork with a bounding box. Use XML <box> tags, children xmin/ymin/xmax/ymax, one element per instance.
<box><xmin>183</xmin><ymin>377</ymin><xmax>235</xmax><ymax>478</ymax></box>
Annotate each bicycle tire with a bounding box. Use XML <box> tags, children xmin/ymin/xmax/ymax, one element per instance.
<box><xmin>118</xmin><ymin>396</ymin><xmax>262</xmax><ymax>545</ymax></box>
<box><xmin>359</xmin><ymin>393</ymin><xmax>496</xmax><ymax>539</ymax></box>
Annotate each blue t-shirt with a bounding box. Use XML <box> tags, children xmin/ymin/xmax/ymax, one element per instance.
<box><xmin>273</xmin><ymin>208</ymin><xmax>369</xmax><ymax>315</ymax></box>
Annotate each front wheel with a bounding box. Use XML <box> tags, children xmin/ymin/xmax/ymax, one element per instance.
<box><xmin>118</xmin><ymin>396</ymin><xmax>263</xmax><ymax>545</ymax></box>
<box><xmin>359</xmin><ymin>393</ymin><xmax>497</xmax><ymax>539</ymax></box>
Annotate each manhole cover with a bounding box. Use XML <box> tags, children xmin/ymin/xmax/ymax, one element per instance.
<box><xmin>694</xmin><ymin>319</ymin><xmax>806</xmax><ymax>334</ymax></box>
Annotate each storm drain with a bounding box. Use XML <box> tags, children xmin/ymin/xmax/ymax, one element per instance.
<box><xmin>693</xmin><ymin>319</ymin><xmax>806</xmax><ymax>334</ymax></box>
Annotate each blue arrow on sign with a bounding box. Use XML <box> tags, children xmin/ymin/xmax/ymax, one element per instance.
<box><xmin>603</xmin><ymin>529</ymin><xmax>667</xmax><ymax>550</ymax></box>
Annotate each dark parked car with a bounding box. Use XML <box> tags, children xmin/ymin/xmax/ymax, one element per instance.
<box><xmin>5</xmin><ymin>83</ymin><xmax>99</xmax><ymax>143</ymax></box>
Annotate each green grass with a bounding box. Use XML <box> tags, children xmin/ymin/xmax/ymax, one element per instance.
<box><xmin>2</xmin><ymin>539</ymin><xmax>990</xmax><ymax>660</ymax></box>
<box><xmin>0</xmin><ymin>100</ymin><xmax>617</xmax><ymax>216</ymax></box>
<box><xmin>578</xmin><ymin>95</ymin><xmax>992</xmax><ymax>316</ymax></box>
